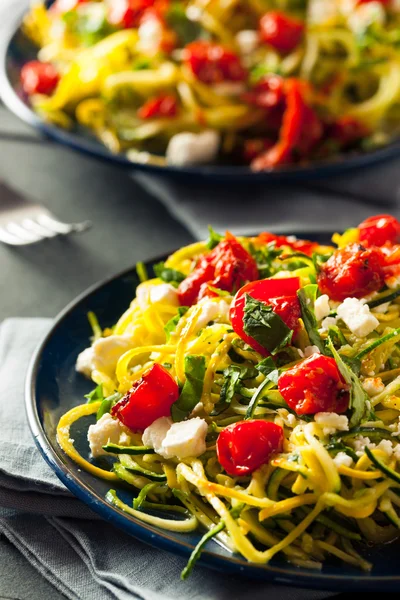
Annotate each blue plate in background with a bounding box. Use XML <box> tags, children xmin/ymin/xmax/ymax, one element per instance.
<box><xmin>25</xmin><ymin>234</ymin><xmax>400</xmax><ymax>592</ymax></box>
<box><xmin>1</xmin><ymin>2</ymin><xmax>400</xmax><ymax>181</ymax></box>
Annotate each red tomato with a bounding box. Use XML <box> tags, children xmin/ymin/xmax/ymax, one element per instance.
<box><xmin>51</xmin><ymin>0</ymin><xmax>88</xmax><ymax>14</ymax></box>
<box><xmin>356</xmin><ymin>0</ymin><xmax>389</xmax><ymax>4</ymax></box>
<box><xmin>108</xmin><ymin>0</ymin><xmax>154</xmax><ymax>28</ymax></box>
<box><xmin>137</xmin><ymin>95</ymin><xmax>178</xmax><ymax>119</ymax></box>
<box><xmin>229</xmin><ymin>278</ymin><xmax>301</xmax><ymax>355</ymax></box>
<box><xmin>257</xmin><ymin>232</ymin><xmax>319</xmax><ymax>256</ymax></box>
<box><xmin>242</xmin><ymin>75</ymin><xmax>285</xmax><ymax>109</ymax></box>
<box><xmin>111</xmin><ymin>364</ymin><xmax>179</xmax><ymax>431</ymax></box>
<box><xmin>317</xmin><ymin>243</ymin><xmax>385</xmax><ymax>302</ymax></box>
<box><xmin>259</xmin><ymin>11</ymin><xmax>304</xmax><ymax>54</ymax></box>
<box><xmin>20</xmin><ymin>61</ymin><xmax>59</xmax><ymax>96</ymax></box>
<box><xmin>278</xmin><ymin>354</ymin><xmax>350</xmax><ymax>415</ymax></box>
<box><xmin>216</xmin><ymin>420</ymin><xmax>283</xmax><ymax>476</ymax></box>
<box><xmin>177</xmin><ymin>233</ymin><xmax>258</xmax><ymax>306</ymax></box>
<box><xmin>358</xmin><ymin>215</ymin><xmax>400</xmax><ymax>247</ymax></box>
<box><xmin>183</xmin><ymin>41</ymin><xmax>247</xmax><ymax>84</ymax></box>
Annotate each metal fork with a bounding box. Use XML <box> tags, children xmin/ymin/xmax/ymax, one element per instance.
<box><xmin>0</xmin><ymin>182</ymin><xmax>91</xmax><ymax>246</ymax></box>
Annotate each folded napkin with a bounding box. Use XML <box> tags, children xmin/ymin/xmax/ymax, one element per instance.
<box><xmin>0</xmin><ymin>318</ymin><xmax>336</xmax><ymax>600</ymax></box>
<box><xmin>133</xmin><ymin>156</ymin><xmax>400</xmax><ymax>240</ymax></box>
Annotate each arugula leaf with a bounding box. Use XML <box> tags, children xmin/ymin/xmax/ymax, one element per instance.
<box><xmin>85</xmin><ymin>385</ymin><xmax>104</xmax><ymax>404</ymax></box>
<box><xmin>206</xmin><ymin>225</ymin><xmax>223</xmax><ymax>250</ymax></box>
<box><xmin>153</xmin><ymin>262</ymin><xmax>186</xmax><ymax>286</ymax></box>
<box><xmin>243</xmin><ymin>295</ymin><xmax>293</xmax><ymax>355</ymax></box>
<box><xmin>327</xmin><ymin>336</ymin><xmax>367</xmax><ymax>428</ymax></box>
<box><xmin>166</xmin><ymin>2</ymin><xmax>203</xmax><ymax>45</ymax></box>
<box><xmin>164</xmin><ymin>306</ymin><xmax>189</xmax><ymax>341</ymax></box>
<box><xmin>297</xmin><ymin>286</ymin><xmax>326</xmax><ymax>354</ymax></box>
<box><xmin>171</xmin><ymin>355</ymin><xmax>206</xmax><ymax>422</ymax></box>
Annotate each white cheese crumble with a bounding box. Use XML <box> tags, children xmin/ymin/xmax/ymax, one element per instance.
<box><xmin>235</xmin><ymin>30</ymin><xmax>259</xmax><ymax>55</ymax></box>
<box><xmin>193</xmin><ymin>297</ymin><xmax>231</xmax><ymax>333</ymax></box>
<box><xmin>276</xmin><ymin>408</ymin><xmax>297</xmax><ymax>428</ymax></box>
<box><xmin>137</xmin><ymin>17</ymin><xmax>163</xmax><ymax>54</ymax></box>
<box><xmin>149</xmin><ymin>283</ymin><xmax>179</xmax><ymax>306</ymax></box>
<box><xmin>166</xmin><ymin>130</ymin><xmax>220</xmax><ymax>166</ymax></box>
<box><xmin>76</xmin><ymin>335</ymin><xmax>135</xmax><ymax>378</ymax></box>
<box><xmin>87</xmin><ymin>413</ymin><xmax>130</xmax><ymax>458</ymax></box>
<box><xmin>333</xmin><ymin>452</ymin><xmax>353</xmax><ymax>468</ymax></box>
<box><xmin>303</xmin><ymin>345</ymin><xmax>321</xmax><ymax>358</ymax></box>
<box><xmin>336</xmin><ymin>297</ymin><xmax>379</xmax><ymax>338</ymax></box>
<box><xmin>314</xmin><ymin>294</ymin><xmax>331</xmax><ymax>322</ymax></box>
<box><xmin>320</xmin><ymin>316</ymin><xmax>337</xmax><ymax>332</ymax></box>
<box><xmin>352</xmin><ymin>435</ymin><xmax>395</xmax><ymax>457</ymax></box>
<box><xmin>314</xmin><ymin>412</ymin><xmax>349</xmax><ymax>436</ymax></box>
<box><xmin>362</xmin><ymin>377</ymin><xmax>385</xmax><ymax>397</ymax></box>
<box><xmin>142</xmin><ymin>416</ymin><xmax>208</xmax><ymax>459</ymax></box>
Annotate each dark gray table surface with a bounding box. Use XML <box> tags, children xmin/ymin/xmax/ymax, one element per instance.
<box><xmin>0</xmin><ymin>105</ymin><xmax>367</xmax><ymax>600</ymax></box>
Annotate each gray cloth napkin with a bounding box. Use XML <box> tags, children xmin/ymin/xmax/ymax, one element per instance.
<box><xmin>0</xmin><ymin>318</ymin><xmax>335</xmax><ymax>600</ymax></box>
<box><xmin>133</xmin><ymin>158</ymin><xmax>400</xmax><ymax>240</ymax></box>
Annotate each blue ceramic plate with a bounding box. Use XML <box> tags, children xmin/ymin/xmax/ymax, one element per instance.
<box><xmin>25</xmin><ymin>234</ymin><xmax>400</xmax><ymax>592</ymax></box>
<box><xmin>2</xmin><ymin>3</ymin><xmax>400</xmax><ymax>181</ymax></box>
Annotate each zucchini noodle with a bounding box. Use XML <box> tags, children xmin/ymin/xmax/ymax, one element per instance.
<box><xmin>58</xmin><ymin>226</ymin><xmax>400</xmax><ymax>575</ymax></box>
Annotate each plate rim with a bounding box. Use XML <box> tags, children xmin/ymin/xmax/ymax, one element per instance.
<box><xmin>2</xmin><ymin>3</ymin><xmax>400</xmax><ymax>180</ymax></box>
<box><xmin>25</xmin><ymin>235</ymin><xmax>400</xmax><ymax>591</ymax></box>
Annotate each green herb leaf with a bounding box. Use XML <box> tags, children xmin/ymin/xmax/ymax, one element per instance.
<box><xmin>164</xmin><ymin>306</ymin><xmax>189</xmax><ymax>341</ymax></box>
<box><xmin>248</xmin><ymin>242</ymin><xmax>282</xmax><ymax>279</ymax></box>
<box><xmin>212</xmin><ymin>365</ymin><xmax>255</xmax><ymax>415</ymax></box>
<box><xmin>255</xmin><ymin>356</ymin><xmax>277</xmax><ymax>379</ymax></box>
<box><xmin>206</xmin><ymin>225</ymin><xmax>223</xmax><ymax>250</ymax></box>
<box><xmin>153</xmin><ymin>262</ymin><xmax>186</xmax><ymax>286</ymax></box>
<box><xmin>243</xmin><ymin>295</ymin><xmax>293</xmax><ymax>355</ymax></box>
<box><xmin>327</xmin><ymin>336</ymin><xmax>366</xmax><ymax>428</ymax></box>
<box><xmin>85</xmin><ymin>384</ymin><xmax>104</xmax><ymax>404</ymax></box>
<box><xmin>171</xmin><ymin>355</ymin><xmax>206</xmax><ymax>421</ymax></box>
<box><xmin>297</xmin><ymin>286</ymin><xmax>326</xmax><ymax>354</ymax></box>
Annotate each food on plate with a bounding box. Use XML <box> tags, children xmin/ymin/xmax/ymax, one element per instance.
<box><xmin>22</xmin><ymin>1</ymin><xmax>400</xmax><ymax>169</ymax></box>
<box><xmin>58</xmin><ymin>214</ymin><xmax>400</xmax><ymax>576</ymax></box>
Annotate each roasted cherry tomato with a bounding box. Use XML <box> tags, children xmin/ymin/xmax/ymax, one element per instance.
<box><xmin>257</xmin><ymin>232</ymin><xmax>319</xmax><ymax>256</ymax></box>
<box><xmin>356</xmin><ymin>0</ymin><xmax>389</xmax><ymax>4</ymax></box>
<box><xmin>278</xmin><ymin>354</ymin><xmax>349</xmax><ymax>415</ymax></box>
<box><xmin>317</xmin><ymin>243</ymin><xmax>385</xmax><ymax>301</ymax></box>
<box><xmin>111</xmin><ymin>363</ymin><xmax>179</xmax><ymax>431</ymax></box>
<box><xmin>178</xmin><ymin>233</ymin><xmax>258</xmax><ymax>306</ymax></box>
<box><xmin>259</xmin><ymin>11</ymin><xmax>304</xmax><ymax>54</ymax></box>
<box><xmin>242</xmin><ymin>75</ymin><xmax>285</xmax><ymax>109</ymax></box>
<box><xmin>137</xmin><ymin>95</ymin><xmax>178</xmax><ymax>119</ymax></box>
<box><xmin>183</xmin><ymin>41</ymin><xmax>247</xmax><ymax>84</ymax></box>
<box><xmin>229</xmin><ymin>278</ymin><xmax>301</xmax><ymax>356</ymax></box>
<box><xmin>20</xmin><ymin>61</ymin><xmax>59</xmax><ymax>96</ymax></box>
<box><xmin>358</xmin><ymin>215</ymin><xmax>400</xmax><ymax>248</ymax></box>
<box><xmin>217</xmin><ymin>420</ymin><xmax>284</xmax><ymax>476</ymax></box>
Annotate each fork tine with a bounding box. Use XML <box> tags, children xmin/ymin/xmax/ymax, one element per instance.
<box><xmin>0</xmin><ymin>227</ymin><xmax>33</xmax><ymax>246</ymax></box>
<box><xmin>22</xmin><ymin>218</ymin><xmax>58</xmax><ymax>239</ymax></box>
<box><xmin>37</xmin><ymin>213</ymin><xmax>92</xmax><ymax>234</ymax></box>
<box><xmin>6</xmin><ymin>222</ymin><xmax>43</xmax><ymax>243</ymax></box>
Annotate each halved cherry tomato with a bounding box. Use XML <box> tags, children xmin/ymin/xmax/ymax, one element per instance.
<box><xmin>137</xmin><ymin>95</ymin><xmax>178</xmax><ymax>119</ymax></box>
<box><xmin>257</xmin><ymin>232</ymin><xmax>319</xmax><ymax>256</ymax></box>
<box><xmin>229</xmin><ymin>278</ymin><xmax>301</xmax><ymax>356</ymax></box>
<box><xmin>177</xmin><ymin>233</ymin><xmax>258</xmax><ymax>306</ymax></box>
<box><xmin>259</xmin><ymin>11</ymin><xmax>304</xmax><ymax>54</ymax></box>
<box><xmin>111</xmin><ymin>363</ymin><xmax>179</xmax><ymax>431</ymax></box>
<box><xmin>358</xmin><ymin>215</ymin><xmax>400</xmax><ymax>247</ymax></box>
<box><xmin>242</xmin><ymin>75</ymin><xmax>285</xmax><ymax>109</ymax></box>
<box><xmin>317</xmin><ymin>243</ymin><xmax>385</xmax><ymax>301</ymax></box>
<box><xmin>278</xmin><ymin>353</ymin><xmax>350</xmax><ymax>415</ymax></box>
<box><xmin>183</xmin><ymin>41</ymin><xmax>247</xmax><ymax>84</ymax></box>
<box><xmin>20</xmin><ymin>61</ymin><xmax>59</xmax><ymax>96</ymax></box>
<box><xmin>216</xmin><ymin>420</ymin><xmax>283</xmax><ymax>476</ymax></box>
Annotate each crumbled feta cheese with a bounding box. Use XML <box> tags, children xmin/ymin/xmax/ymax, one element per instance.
<box><xmin>303</xmin><ymin>345</ymin><xmax>321</xmax><ymax>358</ymax></box>
<box><xmin>320</xmin><ymin>316</ymin><xmax>337</xmax><ymax>331</ymax></box>
<box><xmin>362</xmin><ymin>377</ymin><xmax>385</xmax><ymax>397</ymax></box>
<box><xmin>372</xmin><ymin>302</ymin><xmax>391</xmax><ymax>314</ymax></box>
<box><xmin>235</xmin><ymin>30</ymin><xmax>259</xmax><ymax>55</ymax></box>
<box><xmin>193</xmin><ymin>298</ymin><xmax>231</xmax><ymax>333</ymax></box>
<box><xmin>76</xmin><ymin>335</ymin><xmax>135</xmax><ymax>378</ymax></box>
<box><xmin>377</xmin><ymin>439</ymin><xmax>393</xmax><ymax>457</ymax></box>
<box><xmin>212</xmin><ymin>82</ymin><xmax>246</xmax><ymax>96</ymax></box>
<box><xmin>314</xmin><ymin>412</ymin><xmax>349</xmax><ymax>436</ymax></box>
<box><xmin>353</xmin><ymin>435</ymin><xmax>394</xmax><ymax>457</ymax></box>
<box><xmin>87</xmin><ymin>413</ymin><xmax>129</xmax><ymax>457</ymax></box>
<box><xmin>149</xmin><ymin>283</ymin><xmax>179</xmax><ymax>306</ymax></box>
<box><xmin>161</xmin><ymin>418</ymin><xmax>208</xmax><ymax>459</ymax></box>
<box><xmin>166</xmin><ymin>131</ymin><xmax>220</xmax><ymax>166</ymax></box>
<box><xmin>333</xmin><ymin>452</ymin><xmax>353</xmax><ymax>468</ymax></box>
<box><xmin>337</xmin><ymin>297</ymin><xmax>379</xmax><ymax>338</ymax></box>
<box><xmin>314</xmin><ymin>295</ymin><xmax>331</xmax><ymax>322</ymax></box>
<box><xmin>142</xmin><ymin>416</ymin><xmax>173</xmax><ymax>456</ymax></box>
<box><xmin>137</xmin><ymin>17</ymin><xmax>163</xmax><ymax>53</ymax></box>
